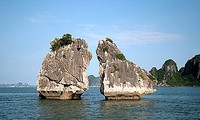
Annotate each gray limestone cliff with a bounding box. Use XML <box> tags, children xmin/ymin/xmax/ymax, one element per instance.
<box><xmin>96</xmin><ymin>38</ymin><xmax>156</xmax><ymax>100</ymax></box>
<box><xmin>37</xmin><ymin>34</ymin><xmax>92</xmax><ymax>99</ymax></box>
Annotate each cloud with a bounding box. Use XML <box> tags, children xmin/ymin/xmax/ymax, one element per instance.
<box><xmin>78</xmin><ymin>24</ymin><xmax>186</xmax><ymax>46</ymax></box>
<box><xmin>112</xmin><ymin>30</ymin><xmax>186</xmax><ymax>45</ymax></box>
<box><xmin>29</xmin><ymin>13</ymin><xmax>60</xmax><ymax>23</ymax></box>
<box><xmin>77</xmin><ymin>24</ymin><xmax>96</xmax><ymax>31</ymax></box>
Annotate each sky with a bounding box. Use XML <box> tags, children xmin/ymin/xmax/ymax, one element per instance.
<box><xmin>0</xmin><ymin>0</ymin><xmax>200</xmax><ymax>85</ymax></box>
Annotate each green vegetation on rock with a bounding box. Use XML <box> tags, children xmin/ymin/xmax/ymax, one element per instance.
<box><xmin>50</xmin><ymin>34</ymin><xmax>73</xmax><ymax>51</ymax></box>
<box><xmin>147</xmin><ymin>74</ymin><xmax>156</xmax><ymax>80</ymax></box>
<box><xmin>116</xmin><ymin>53</ymin><xmax>126</xmax><ymax>61</ymax></box>
<box><xmin>105</xmin><ymin>38</ymin><xmax>113</xmax><ymax>43</ymax></box>
<box><xmin>103</xmin><ymin>46</ymin><xmax>108</xmax><ymax>52</ymax></box>
<box><xmin>138</xmin><ymin>72</ymin><xmax>145</xmax><ymax>80</ymax></box>
<box><xmin>113</xmin><ymin>65</ymin><xmax>120</xmax><ymax>72</ymax></box>
<box><xmin>150</xmin><ymin>55</ymin><xmax>200</xmax><ymax>86</ymax></box>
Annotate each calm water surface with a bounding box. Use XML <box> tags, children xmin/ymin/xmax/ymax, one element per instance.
<box><xmin>0</xmin><ymin>87</ymin><xmax>200</xmax><ymax>119</ymax></box>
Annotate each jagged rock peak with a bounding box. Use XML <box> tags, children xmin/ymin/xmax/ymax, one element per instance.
<box><xmin>37</xmin><ymin>34</ymin><xmax>92</xmax><ymax>100</ymax></box>
<box><xmin>182</xmin><ymin>54</ymin><xmax>200</xmax><ymax>80</ymax></box>
<box><xmin>150</xmin><ymin>54</ymin><xmax>200</xmax><ymax>86</ymax></box>
<box><xmin>150</xmin><ymin>67</ymin><xmax>157</xmax><ymax>75</ymax></box>
<box><xmin>96</xmin><ymin>38</ymin><xmax>126</xmax><ymax>63</ymax></box>
<box><xmin>150</xmin><ymin>59</ymin><xmax>182</xmax><ymax>86</ymax></box>
<box><xmin>96</xmin><ymin>38</ymin><xmax>156</xmax><ymax>100</ymax></box>
<box><xmin>162</xmin><ymin>59</ymin><xmax>178</xmax><ymax>74</ymax></box>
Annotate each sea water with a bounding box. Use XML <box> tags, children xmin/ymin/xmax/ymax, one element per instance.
<box><xmin>0</xmin><ymin>87</ymin><xmax>200</xmax><ymax>119</ymax></box>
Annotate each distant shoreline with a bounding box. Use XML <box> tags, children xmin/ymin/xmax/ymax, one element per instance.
<box><xmin>0</xmin><ymin>86</ymin><xmax>36</xmax><ymax>88</ymax></box>
<box><xmin>0</xmin><ymin>82</ymin><xmax>36</xmax><ymax>88</ymax></box>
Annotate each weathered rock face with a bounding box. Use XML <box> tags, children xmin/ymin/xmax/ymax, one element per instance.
<box><xmin>182</xmin><ymin>54</ymin><xmax>200</xmax><ymax>80</ymax></box>
<box><xmin>96</xmin><ymin>38</ymin><xmax>156</xmax><ymax>100</ymax></box>
<box><xmin>37</xmin><ymin>34</ymin><xmax>92</xmax><ymax>100</ymax></box>
<box><xmin>161</xmin><ymin>59</ymin><xmax>178</xmax><ymax>75</ymax></box>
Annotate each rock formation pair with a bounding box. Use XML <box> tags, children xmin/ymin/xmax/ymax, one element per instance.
<box><xmin>37</xmin><ymin>34</ymin><xmax>156</xmax><ymax>100</ymax></box>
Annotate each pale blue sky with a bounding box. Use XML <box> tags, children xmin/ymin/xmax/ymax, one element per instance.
<box><xmin>0</xmin><ymin>0</ymin><xmax>200</xmax><ymax>85</ymax></box>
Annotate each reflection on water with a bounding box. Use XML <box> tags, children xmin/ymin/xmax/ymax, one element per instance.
<box><xmin>36</xmin><ymin>99</ymin><xmax>88</xmax><ymax>119</ymax></box>
<box><xmin>1</xmin><ymin>87</ymin><xmax>200</xmax><ymax>119</ymax></box>
<box><xmin>36</xmin><ymin>87</ymin><xmax>158</xmax><ymax>119</ymax></box>
<box><xmin>99</xmin><ymin>100</ymin><xmax>157</xmax><ymax>119</ymax></box>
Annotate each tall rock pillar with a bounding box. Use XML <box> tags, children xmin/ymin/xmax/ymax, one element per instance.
<box><xmin>37</xmin><ymin>34</ymin><xmax>92</xmax><ymax>100</ymax></box>
<box><xmin>96</xmin><ymin>38</ymin><xmax>156</xmax><ymax>100</ymax></box>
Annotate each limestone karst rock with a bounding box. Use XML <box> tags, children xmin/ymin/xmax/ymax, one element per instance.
<box><xmin>181</xmin><ymin>54</ymin><xmax>200</xmax><ymax>80</ymax></box>
<box><xmin>96</xmin><ymin>38</ymin><xmax>156</xmax><ymax>100</ymax></box>
<box><xmin>37</xmin><ymin>34</ymin><xmax>92</xmax><ymax>99</ymax></box>
<box><xmin>161</xmin><ymin>59</ymin><xmax>178</xmax><ymax>74</ymax></box>
<box><xmin>150</xmin><ymin>59</ymin><xmax>183</xmax><ymax>86</ymax></box>
<box><xmin>88</xmin><ymin>75</ymin><xmax>100</xmax><ymax>87</ymax></box>
<box><xmin>150</xmin><ymin>55</ymin><xmax>200</xmax><ymax>86</ymax></box>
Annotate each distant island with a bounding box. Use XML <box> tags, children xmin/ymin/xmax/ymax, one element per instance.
<box><xmin>88</xmin><ymin>75</ymin><xmax>100</xmax><ymax>87</ymax></box>
<box><xmin>150</xmin><ymin>54</ymin><xmax>200</xmax><ymax>86</ymax></box>
<box><xmin>0</xmin><ymin>82</ymin><xmax>36</xmax><ymax>88</ymax></box>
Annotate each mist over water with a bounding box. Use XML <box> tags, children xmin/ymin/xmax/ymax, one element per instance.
<box><xmin>0</xmin><ymin>87</ymin><xmax>200</xmax><ymax>119</ymax></box>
